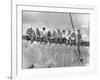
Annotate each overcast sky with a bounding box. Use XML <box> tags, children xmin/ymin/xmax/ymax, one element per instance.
<box><xmin>22</xmin><ymin>11</ymin><xmax>90</xmax><ymax>41</ymax></box>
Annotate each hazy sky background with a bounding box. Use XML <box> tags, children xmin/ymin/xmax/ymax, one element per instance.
<box><xmin>22</xmin><ymin>11</ymin><xmax>90</xmax><ymax>41</ymax></box>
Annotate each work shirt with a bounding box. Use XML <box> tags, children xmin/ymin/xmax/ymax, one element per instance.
<box><xmin>67</xmin><ymin>32</ymin><xmax>71</xmax><ymax>40</ymax></box>
<box><xmin>77</xmin><ymin>33</ymin><xmax>82</xmax><ymax>42</ymax></box>
<box><xmin>52</xmin><ymin>31</ymin><xmax>57</xmax><ymax>38</ymax></box>
<box><xmin>62</xmin><ymin>31</ymin><xmax>68</xmax><ymax>38</ymax></box>
<box><xmin>56</xmin><ymin>32</ymin><xmax>62</xmax><ymax>38</ymax></box>
<box><xmin>62</xmin><ymin>33</ymin><xmax>66</xmax><ymax>38</ymax></box>
<box><xmin>36</xmin><ymin>30</ymin><xmax>41</xmax><ymax>37</ymax></box>
<box><xmin>26</xmin><ymin>28</ymin><xmax>34</xmax><ymax>36</ymax></box>
<box><xmin>47</xmin><ymin>31</ymin><xmax>51</xmax><ymax>37</ymax></box>
<box><xmin>41</xmin><ymin>30</ymin><xmax>48</xmax><ymax>37</ymax></box>
<box><xmin>71</xmin><ymin>32</ymin><xmax>76</xmax><ymax>40</ymax></box>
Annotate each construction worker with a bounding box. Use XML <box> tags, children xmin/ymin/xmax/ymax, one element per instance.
<box><xmin>41</xmin><ymin>27</ymin><xmax>48</xmax><ymax>44</ymax></box>
<box><xmin>36</xmin><ymin>28</ymin><xmax>41</xmax><ymax>37</ymax></box>
<box><xmin>57</xmin><ymin>29</ymin><xmax>62</xmax><ymax>38</ymax></box>
<box><xmin>52</xmin><ymin>30</ymin><xmax>57</xmax><ymax>38</ymax></box>
<box><xmin>71</xmin><ymin>31</ymin><xmax>76</xmax><ymax>46</ymax></box>
<box><xmin>41</xmin><ymin>27</ymin><xmax>47</xmax><ymax>37</ymax></box>
<box><xmin>26</xmin><ymin>27</ymin><xmax>35</xmax><ymax>43</ymax></box>
<box><xmin>67</xmin><ymin>30</ymin><xmax>72</xmax><ymax>45</ymax></box>
<box><xmin>62</xmin><ymin>30</ymin><xmax>66</xmax><ymax>44</ymax></box>
<box><xmin>56</xmin><ymin>29</ymin><xmax>62</xmax><ymax>44</ymax></box>
<box><xmin>35</xmin><ymin>28</ymin><xmax>41</xmax><ymax>43</ymax></box>
<box><xmin>47</xmin><ymin>30</ymin><xmax>51</xmax><ymax>38</ymax></box>
<box><xmin>50</xmin><ymin>30</ymin><xmax>56</xmax><ymax>44</ymax></box>
<box><xmin>30</xmin><ymin>29</ymin><xmax>35</xmax><ymax>43</ymax></box>
<box><xmin>77</xmin><ymin>30</ymin><xmax>82</xmax><ymax>46</ymax></box>
<box><xmin>62</xmin><ymin>30</ymin><xmax>66</xmax><ymax>38</ymax></box>
<box><xmin>26</xmin><ymin>27</ymin><xmax>34</xmax><ymax>36</ymax></box>
<box><xmin>47</xmin><ymin>30</ymin><xmax>52</xmax><ymax>45</ymax></box>
<box><xmin>76</xmin><ymin>30</ymin><xmax>83</xmax><ymax>66</ymax></box>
